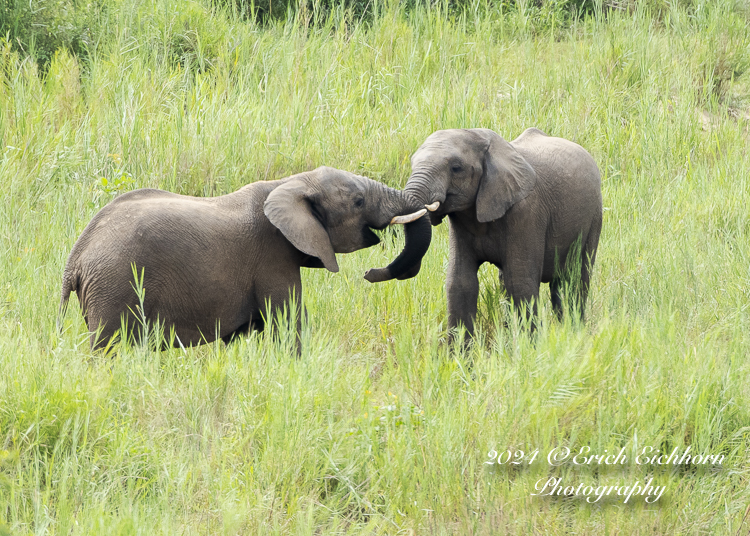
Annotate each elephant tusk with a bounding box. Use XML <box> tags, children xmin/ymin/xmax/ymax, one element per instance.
<box><xmin>425</xmin><ymin>201</ymin><xmax>440</xmax><ymax>212</ymax></box>
<box><xmin>390</xmin><ymin>208</ymin><xmax>427</xmax><ymax>225</ymax></box>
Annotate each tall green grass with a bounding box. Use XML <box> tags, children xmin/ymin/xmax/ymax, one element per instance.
<box><xmin>1</xmin><ymin>0</ymin><xmax>749</xmax><ymax>533</ymax></box>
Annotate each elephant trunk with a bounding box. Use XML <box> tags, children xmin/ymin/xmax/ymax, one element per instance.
<box><xmin>364</xmin><ymin>184</ymin><xmax>433</xmax><ymax>283</ymax></box>
<box><xmin>403</xmin><ymin>170</ymin><xmax>447</xmax><ymax>226</ymax></box>
<box><xmin>403</xmin><ymin>169</ymin><xmax>440</xmax><ymax>205</ymax></box>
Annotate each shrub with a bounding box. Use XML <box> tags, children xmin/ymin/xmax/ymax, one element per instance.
<box><xmin>213</xmin><ymin>0</ymin><xmax>597</xmax><ymax>25</ymax></box>
<box><xmin>695</xmin><ymin>8</ymin><xmax>750</xmax><ymax>102</ymax></box>
<box><xmin>164</xmin><ymin>1</ymin><xmax>227</xmax><ymax>72</ymax></box>
<box><xmin>0</xmin><ymin>0</ymin><xmax>108</xmax><ymax>70</ymax></box>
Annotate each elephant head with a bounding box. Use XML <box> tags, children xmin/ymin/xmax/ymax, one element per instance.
<box><xmin>364</xmin><ymin>128</ymin><xmax>537</xmax><ymax>283</ymax></box>
<box><xmin>264</xmin><ymin>166</ymin><xmax>432</xmax><ymax>274</ymax></box>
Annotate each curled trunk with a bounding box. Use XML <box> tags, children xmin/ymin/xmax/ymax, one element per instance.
<box><xmin>364</xmin><ymin>213</ymin><xmax>432</xmax><ymax>283</ymax></box>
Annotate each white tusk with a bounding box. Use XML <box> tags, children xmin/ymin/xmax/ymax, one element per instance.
<box><xmin>390</xmin><ymin>208</ymin><xmax>427</xmax><ymax>225</ymax></box>
<box><xmin>425</xmin><ymin>201</ymin><xmax>440</xmax><ymax>212</ymax></box>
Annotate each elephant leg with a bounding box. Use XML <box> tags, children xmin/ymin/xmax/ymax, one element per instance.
<box><xmin>249</xmin><ymin>315</ymin><xmax>265</xmax><ymax>333</ymax></box>
<box><xmin>551</xmin><ymin>234</ymin><xmax>596</xmax><ymax>323</ymax></box>
<box><xmin>90</xmin><ymin>321</ymin><xmax>119</xmax><ymax>352</ymax></box>
<box><xmin>221</xmin><ymin>321</ymin><xmax>250</xmax><ymax>345</ymax></box>
<box><xmin>553</xmin><ymin>225</ymin><xmax>602</xmax><ymax>324</ymax></box>
<box><xmin>446</xmin><ymin>228</ymin><xmax>480</xmax><ymax>343</ymax></box>
<box><xmin>550</xmin><ymin>272</ymin><xmax>587</xmax><ymax>323</ymax></box>
<box><xmin>550</xmin><ymin>278</ymin><xmax>564</xmax><ymax>321</ymax></box>
<box><xmin>505</xmin><ymin>277</ymin><xmax>540</xmax><ymax>323</ymax></box>
<box><xmin>89</xmin><ymin>304</ymin><xmax>136</xmax><ymax>352</ymax></box>
<box><xmin>504</xmin><ymin>277</ymin><xmax>541</xmax><ymax>330</ymax></box>
<box><xmin>258</xmin><ymin>272</ymin><xmax>303</xmax><ymax>357</ymax></box>
<box><xmin>502</xmin><ymin>247</ymin><xmax>543</xmax><ymax>330</ymax></box>
<box><xmin>220</xmin><ymin>314</ymin><xmax>266</xmax><ymax>345</ymax></box>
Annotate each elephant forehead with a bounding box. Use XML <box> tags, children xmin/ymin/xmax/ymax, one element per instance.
<box><xmin>412</xmin><ymin>145</ymin><xmax>459</xmax><ymax>166</ymax></box>
<box><xmin>417</xmin><ymin>131</ymin><xmax>477</xmax><ymax>157</ymax></box>
<box><xmin>320</xmin><ymin>177</ymin><xmax>364</xmax><ymax>198</ymax></box>
<box><xmin>425</xmin><ymin>128</ymin><xmax>475</xmax><ymax>144</ymax></box>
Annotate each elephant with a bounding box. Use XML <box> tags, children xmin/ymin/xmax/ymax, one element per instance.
<box><xmin>365</xmin><ymin>127</ymin><xmax>603</xmax><ymax>338</ymax></box>
<box><xmin>58</xmin><ymin>166</ymin><xmax>432</xmax><ymax>352</ymax></box>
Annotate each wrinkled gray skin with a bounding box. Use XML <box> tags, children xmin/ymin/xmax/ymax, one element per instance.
<box><xmin>366</xmin><ymin>128</ymin><xmax>603</xmax><ymax>338</ymax></box>
<box><xmin>59</xmin><ymin>166</ymin><xmax>428</xmax><ymax>352</ymax></box>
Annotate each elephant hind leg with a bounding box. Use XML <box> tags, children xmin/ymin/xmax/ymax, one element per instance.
<box><xmin>89</xmin><ymin>317</ymin><xmax>125</xmax><ymax>353</ymax></box>
<box><xmin>250</xmin><ymin>315</ymin><xmax>265</xmax><ymax>333</ymax></box>
<box><xmin>550</xmin><ymin>276</ymin><xmax>587</xmax><ymax>323</ymax></box>
<box><xmin>503</xmin><ymin>273</ymin><xmax>541</xmax><ymax>331</ymax></box>
<box><xmin>221</xmin><ymin>321</ymin><xmax>250</xmax><ymax>345</ymax></box>
<box><xmin>550</xmin><ymin>278</ymin><xmax>564</xmax><ymax>321</ymax></box>
<box><xmin>550</xmin><ymin>235</ymin><xmax>591</xmax><ymax>322</ymax></box>
<box><xmin>220</xmin><ymin>315</ymin><xmax>265</xmax><ymax>345</ymax></box>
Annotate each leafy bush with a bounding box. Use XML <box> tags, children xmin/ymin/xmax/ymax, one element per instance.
<box><xmin>694</xmin><ymin>5</ymin><xmax>750</xmax><ymax>102</ymax></box>
<box><xmin>164</xmin><ymin>1</ymin><xmax>227</xmax><ymax>72</ymax></box>
<box><xmin>214</xmin><ymin>0</ymin><xmax>395</xmax><ymax>23</ymax></box>
<box><xmin>0</xmin><ymin>0</ymin><xmax>108</xmax><ymax>70</ymax></box>
<box><xmin>214</xmin><ymin>0</ymin><xmax>597</xmax><ymax>25</ymax></box>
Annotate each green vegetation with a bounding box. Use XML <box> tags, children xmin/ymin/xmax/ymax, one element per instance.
<box><xmin>1</xmin><ymin>0</ymin><xmax>749</xmax><ymax>533</ymax></box>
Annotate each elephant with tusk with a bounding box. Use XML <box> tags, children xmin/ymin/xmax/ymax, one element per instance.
<box><xmin>59</xmin><ymin>166</ymin><xmax>430</xmax><ymax>352</ymax></box>
<box><xmin>366</xmin><ymin>127</ymin><xmax>603</xmax><ymax>339</ymax></box>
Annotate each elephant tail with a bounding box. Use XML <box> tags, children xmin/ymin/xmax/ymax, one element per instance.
<box><xmin>57</xmin><ymin>268</ymin><xmax>78</xmax><ymax>333</ymax></box>
<box><xmin>578</xmin><ymin>213</ymin><xmax>603</xmax><ymax>322</ymax></box>
<box><xmin>583</xmin><ymin>211</ymin><xmax>603</xmax><ymax>276</ymax></box>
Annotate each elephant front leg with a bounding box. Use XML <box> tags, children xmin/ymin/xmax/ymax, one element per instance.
<box><xmin>503</xmin><ymin>262</ymin><xmax>542</xmax><ymax>330</ymax></box>
<box><xmin>260</xmin><ymin>276</ymin><xmax>303</xmax><ymax>357</ymax></box>
<box><xmin>446</xmin><ymin>235</ymin><xmax>480</xmax><ymax>344</ymax></box>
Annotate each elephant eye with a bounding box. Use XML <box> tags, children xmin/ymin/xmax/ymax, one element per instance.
<box><xmin>354</xmin><ymin>197</ymin><xmax>364</xmax><ymax>208</ymax></box>
<box><xmin>451</xmin><ymin>164</ymin><xmax>463</xmax><ymax>173</ymax></box>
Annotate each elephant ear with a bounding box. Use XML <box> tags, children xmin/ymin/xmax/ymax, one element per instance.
<box><xmin>474</xmin><ymin>129</ymin><xmax>538</xmax><ymax>223</ymax></box>
<box><xmin>264</xmin><ymin>175</ymin><xmax>339</xmax><ymax>273</ymax></box>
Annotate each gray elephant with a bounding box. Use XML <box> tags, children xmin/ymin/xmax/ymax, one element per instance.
<box><xmin>59</xmin><ymin>166</ymin><xmax>431</xmax><ymax>351</ymax></box>
<box><xmin>366</xmin><ymin>128</ymin><xmax>602</xmax><ymax>338</ymax></box>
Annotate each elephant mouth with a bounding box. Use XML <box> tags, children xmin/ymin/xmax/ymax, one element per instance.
<box><xmin>429</xmin><ymin>212</ymin><xmax>447</xmax><ymax>226</ymax></box>
<box><xmin>425</xmin><ymin>196</ymin><xmax>448</xmax><ymax>225</ymax></box>
<box><xmin>362</xmin><ymin>226</ymin><xmax>381</xmax><ymax>247</ymax></box>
